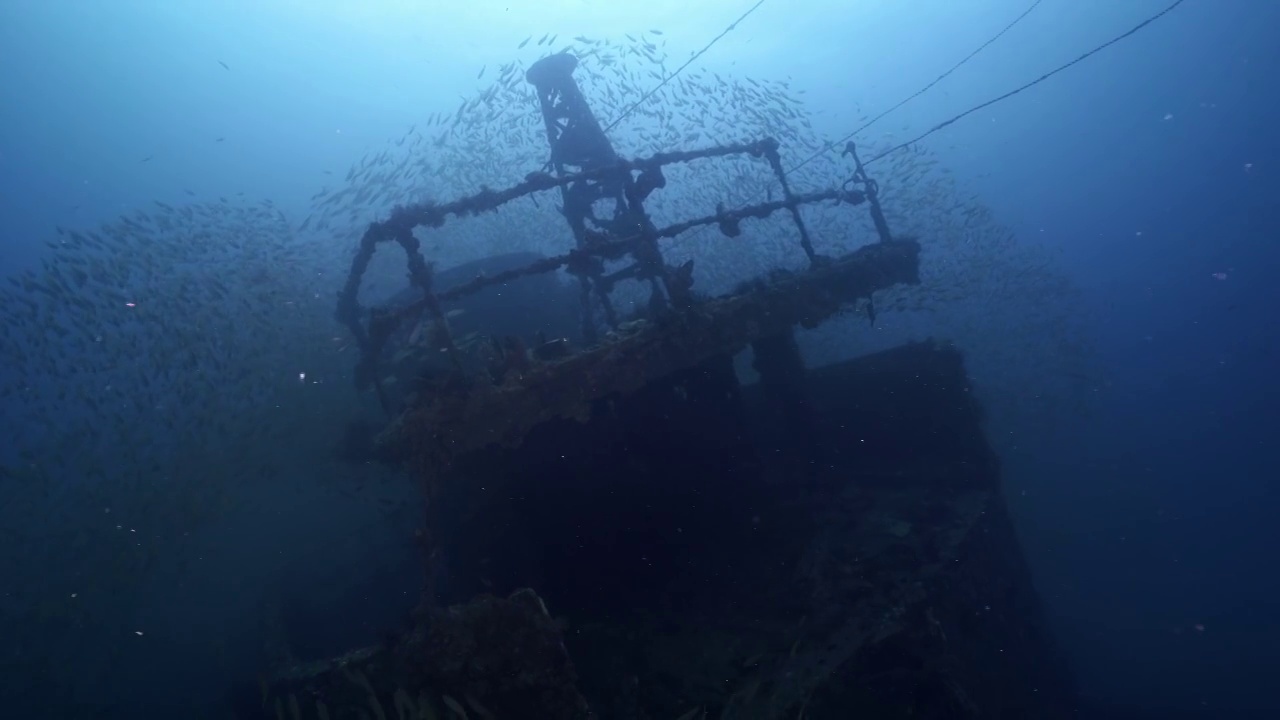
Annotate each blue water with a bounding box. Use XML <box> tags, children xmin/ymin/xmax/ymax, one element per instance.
<box><xmin>1</xmin><ymin>1</ymin><xmax>1276</xmax><ymax>716</ymax></box>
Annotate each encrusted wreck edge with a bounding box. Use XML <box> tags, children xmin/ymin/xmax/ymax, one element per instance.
<box><xmin>379</xmin><ymin>239</ymin><xmax>920</xmax><ymax>464</ymax></box>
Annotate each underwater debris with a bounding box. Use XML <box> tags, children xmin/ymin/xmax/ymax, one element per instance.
<box><xmin>258</xmin><ymin>589</ymin><xmax>590</xmax><ymax>719</ymax></box>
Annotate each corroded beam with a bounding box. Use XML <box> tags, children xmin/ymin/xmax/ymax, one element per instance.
<box><xmin>378</xmin><ymin>238</ymin><xmax>920</xmax><ymax>463</ymax></box>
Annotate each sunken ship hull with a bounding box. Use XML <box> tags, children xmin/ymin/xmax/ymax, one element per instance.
<box><xmin>247</xmin><ymin>52</ymin><xmax>1076</xmax><ymax>719</ymax></box>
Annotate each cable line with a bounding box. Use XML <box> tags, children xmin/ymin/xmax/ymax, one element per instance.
<box><xmin>864</xmin><ymin>0</ymin><xmax>1189</xmax><ymax>166</ymax></box>
<box><xmin>605</xmin><ymin>0</ymin><xmax>768</xmax><ymax>133</ymax></box>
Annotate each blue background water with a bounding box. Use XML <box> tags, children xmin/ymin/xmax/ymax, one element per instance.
<box><xmin>1</xmin><ymin>0</ymin><xmax>1276</xmax><ymax>716</ymax></box>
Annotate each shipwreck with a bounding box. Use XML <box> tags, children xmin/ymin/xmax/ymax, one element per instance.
<box><xmin>247</xmin><ymin>53</ymin><xmax>1075</xmax><ymax>719</ymax></box>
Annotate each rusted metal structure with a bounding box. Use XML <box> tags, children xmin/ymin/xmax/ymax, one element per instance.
<box><xmin>336</xmin><ymin>52</ymin><xmax>913</xmax><ymax>457</ymax></box>
<box><xmin>291</xmin><ymin>52</ymin><xmax>1074</xmax><ymax>720</ymax></box>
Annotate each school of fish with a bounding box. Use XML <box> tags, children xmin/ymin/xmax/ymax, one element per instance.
<box><xmin>0</xmin><ymin>31</ymin><xmax>1096</xmax><ymax>707</ymax></box>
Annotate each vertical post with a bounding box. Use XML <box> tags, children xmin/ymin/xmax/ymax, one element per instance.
<box><xmin>396</xmin><ymin>229</ymin><xmax>461</xmax><ymax>372</ymax></box>
<box><xmin>843</xmin><ymin>142</ymin><xmax>893</xmax><ymax>243</ymax></box>
<box><xmin>760</xmin><ymin>138</ymin><xmax>818</xmax><ymax>264</ymax></box>
<box><xmin>526</xmin><ymin>54</ymin><xmax>672</xmax><ymax>334</ymax></box>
